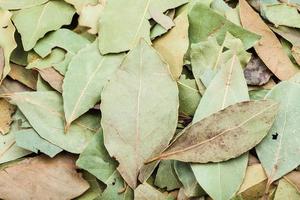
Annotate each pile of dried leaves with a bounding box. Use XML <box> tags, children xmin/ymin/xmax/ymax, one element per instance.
<box><xmin>0</xmin><ymin>0</ymin><xmax>300</xmax><ymax>199</ymax></box>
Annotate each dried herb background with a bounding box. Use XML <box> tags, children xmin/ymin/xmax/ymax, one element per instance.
<box><xmin>0</xmin><ymin>0</ymin><xmax>300</xmax><ymax>199</ymax></box>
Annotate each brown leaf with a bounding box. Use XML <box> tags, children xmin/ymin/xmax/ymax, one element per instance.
<box><xmin>0</xmin><ymin>78</ymin><xmax>32</xmax><ymax>94</ymax></box>
<box><xmin>239</xmin><ymin>0</ymin><xmax>299</xmax><ymax>80</ymax></box>
<box><xmin>8</xmin><ymin>63</ymin><xmax>37</xmax><ymax>90</ymax></box>
<box><xmin>0</xmin><ymin>98</ymin><xmax>15</xmax><ymax>135</ymax></box>
<box><xmin>0</xmin><ymin>154</ymin><xmax>89</xmax><ymax>200</ymax></box>
<box><xmin>244</xmin><ymin>55</ymin><xmax>273</xmax><ymax>86</ymax></box>
<box><xmin>284</xmin><ymin>171</ymin><xmax>300</xmax><ymax>193</ymax></box>
<box><xmin>291</xmin><ymin>46</ymin><xmax>300</xmax><ymax>66</ymax></box>
<box><xmin>36</xmin><ymin>67</ymin><xmax>63</xmax><ymax>93</ymax></box>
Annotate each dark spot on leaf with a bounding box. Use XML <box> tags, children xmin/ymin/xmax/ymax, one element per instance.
<box><xmin>2</xmin><ymin>26</ymin><xmax>8</xmax><ymax>29</ymax></box>
<box><xmin>272</xmin><ymin>133</ymin><xmax>278</xmax><ymax>140</ymax></box>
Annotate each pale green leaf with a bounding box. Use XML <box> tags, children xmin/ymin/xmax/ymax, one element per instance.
<box><xmin>15</xmin><ymin>128</ymin><xmax>62</xmax><ymax>158</ymax></box>
<box><xmin>34</xmin><ymin>29</ymin><xmax>90</xmax><ymax>58</ymax></box>
<box><xmin>76</xmin><ymin>131</ymin><xmax>118</xmax><ymax>184</ymax></box>
<box><xmin>0</xmin><ymin>9</ymin><xmax>16</xmax><ymax>82</ymax></box>
<box><xmin>262</xmin><ymin>3</ymin><xmax>300</xmax><ymax>28</ymax></box>
<box><xmin>174</xmin><ymin>161</ymin><xmax>205</xmax><ymax>198</ymax></box>
<box><xmin>63</xmin><ymin>42</ymin><xmax>124</xmax><ymax>128</ymax></box>
<box><xmin>64</xmin><ymin>0</ymin><xmax>98</xmax><ymax>13</ymax></box>
<box><xmin>274</xmin><ymin>178</ymin><xmax>300</xmax><ymax>200</ymax></box>
<box><xmin>256</xmin><ymin>81</ymin><xmax>300</xmax><ymax>183</ymax></box>
<box><xmin>0</xmin><ymin>0</ymin><xmax>48</xmax><ymax>9</ymax></box>
<box><xmin>188</xmin><ymin>2</ymin><xmax>260</xmax><ymax>50</ymax></box>
<box><xmin>36</xmin><ymin>74</ymin><xmax>53</xmax><ymax>92</ymax></box>
<box><xmin>12</xmin><ymin>1</ymin><xmax>75</xmax><ymax>50</ymax></box>
<box><xmin>101</xmin><ymin>39</ymin><xmax>178</xmax><ymax>188</ymax></box>
<box><xmin>99</xmin><ymin>0</ymin><xmax>151</xmax><ymax>54</ymax></box>
<box><xmin>75</xmin><ymin>172</ymin><xmax>103</xmax><ymax>200</ymax></box>
<box><xmin>154</xmin><ymin>160</ymin><xmax>181</xmax><ymax>191</ymax></box>
<box><xmin>134</xmin><ymin>183</ymin><xmax>170</xmax><ymax>200</ymax></box>
<box><xmin>4</xmin><ymin>91</ymin><xmax>100</xmax><ymax>153</ymax></box>
<box><xmin>149</xmin><ymin>100</ymin><xmax>278</xmax><ymax>163</ymax></box>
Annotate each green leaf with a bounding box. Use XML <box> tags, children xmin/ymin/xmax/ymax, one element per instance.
<box><xmin>15</xmin><ymin>128</ymin><xmax>62</xmax><ymax>158</ymax></box>
<box><xmin>174</xmin><ymin>161</ymin><xmax>205</xmax><ymax>198</ymax></box>
<box><xmin>0</xmin><ymin>9</ymin><xmax>16</xmax><ymax>82</ymax></box>
<box><xmin>99</xmin><ymin>0</ymin><xmax>151</xmax><ymax>54</ymax></box>
<box><xmin>101</xmin><ymin>39</ymin><xmax>178</xmax><ymax>188</ymax></box>
<box><xmin>75</xmin><ymin>172</ymin><xmax>103</xmax><ymax>200</ymax></box>
<box><xmin>4</xmin><ymin>91</ymin><xmax>100</xmax><ymax>154</ymax></box>
<box><xmin>262</xmin><ymin>3</ymin><xmax>300</xmax><ymax>28</ymax></box>
<box><xmin>249</xmin><ymin>89</ymin><xmax>270</xmax><ymax>100</ymax></box>
<box><xmin>188</xmin><ymin>2</ymin><xmax>260</xmax><ymax>50</ymax></box>
<box><xmin>149</xmin><ymin>100</ymin><xmax>278</xmax><ymax>163</ymax></box>
<box><xmin>154</xmin><ymin>160</ymin><xmax>181</xmax><ymax>191</ymax></box>
<box><xmin>34</xmin><ymin>29</ymin><xmax>90</xmax><ymax>58</ymax></box>
<box><xmin>0</xmin><ymin>0</ymin><xmax>48</xmax><ymax>9</ymax></box>
<box><xmin>12</xmin><ymin>1</ymin><xmax>75</xmax><ymax>51</ymax></box>
<box><xmin>192</xmin><ymin>154</ymin><xmax>248</xmax><ymax>200</ymax></box>
<box><xmin>191</xmin><ymin>53</ymin><xmax>249</xmax><ymax>200</ymax></box>
<box><xmin>274</xmin><ymin>178</ymin><xmax>300</xmax><ymax>200</ymax></box>
<box><xmin>178</xmin><ymin>75</ymin><xmax>201</xmax><ymax>116</ymax></box>
<box><xmin>134</xmin><ymin>183</ymin><xmax>170</xmax><ymax>200</ymax></box>
<box><xmin>63</xmin><ymin>42</ymin><xmax>124</xmax><ymax>128</ymax></box>
<box><xmin>256</xmin><ymin>81</ymin><xmax>300</xmax><ymax>184</ymax></box>
<box><xmin>76</xmin><ymin>131</ymin><xmax>118</xmax><ymax>184</ymax></box>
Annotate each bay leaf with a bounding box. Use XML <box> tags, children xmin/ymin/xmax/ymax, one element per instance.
<box><xmin>101</xmin><ymin>39</ymin><xmax>178</xmax><ymax>188</ymax></box>
<box><xmin>15</xmin><ymin>128</ymin><xmax>62</xmax><ymax>158</ymax></box>
<box><xmin>148</xmin><ymin>100</ymin><xmax>278</xmax><ymax>163</ymax></box>
<box><xmin>284</xmin><ymin>171</ymin><xmax>300</xmax><ymax>192</ymax></box>
<box><xmin>0</xmin><ymin>9</ymin><xmax>16</xmax><ymax>83</ymax></box>
<box><xmin>134</xmin><ymin>183</ymin><xmax>170</xmax><ymax>200</ymax></box>
<box><xmin>249</xmin><ymin>89</ymin><xmax>270</xmax><ymax>100</ymax></box>
<box><xmin>174</xmin><ymin>161</ymin><xmax>205</xmax><ymax>198</ymax></box>
<box><xmin>243</xmin><ymin>55</ymin><xmax>272</xmax><ymax>86</ymax></box>
<box><xmin>34</xmin><ymin>28</ymin><xmax>90</xmax><ymax>58</ymax></box>
<box><xmin>150</xmin><ymin>9</ymin><xmax>175</xmax><ymax>40</ymax></box>
<box><xmin>239</xmin><ymin>0</ymin><xmax>299</xmax><ymax>80</ymax></box>
<box><xmin>274</xmin><ymin>178</ymin><xmax>300</xmax><ymax>200</ymax></box>
<box><xmin>79</xmin><ymin>3</ymin><xmax>104</xmax><ymax>34</ymax></box>
<box><xmin>262</xmin><ymin>3</ymin><xmax>300</xmax><ymax>28</ymax></box>
<box><xmin>188</xmin><ymin>2</ymin><xmax>260</xmax><ymax>50</ymax></box>
<box><xmin>0</xmin><ymin>98</ymin><xmax>15</xmax><ymax>135</ymax></box>
<box><xmin>0</xmin><ymin>0</ymin><xmax>48</xmax><ymax>9</ymax></box>
<box><xmin>36</xmin><ymin>74</ymin><xmax>53</xmax><ymax>92</ymax></box>
<box><xmin>99</xmin><ymin>0</ymin><xmax>151</xmax><ymax>54</ymax></box>
<box><xmin>76</xmin><ymin>172</ymin><xmax>103</xmax><ymax>200</ymax></box>
<box><xmin>0</xmin><ymin>78</ymin><xmax>32</xmax><ymax>94</ymax></box>
<box><xmin>8</xmin><ymin>63</ymin><xmax>37</xmax><ymax>90</ymax></box>
<box><xmin>178</xmin><ymin>75</ymin><xmax>201</xmax><ymax>116</ymax></box>
<box><xmin>256</xmin><ymin>81</ymin><xmax>300</xmax><ymax>188</ymax></box>
<box><xmin>63</xmin><ymin>42</ymin><xmax>124</xmax><ymax>129</ymax></box>
<box><xmin>0</xmin><ymin>154</ymin><xmax>89</xmax><ymax>200</ymax></box>
<box><xmin>149</xmin><ymin>8</ymin><xmax>174</xmax><ymax>30</ymax></box>
<box><xmin>12</xmin><ymin>1</ymin><xmax>75</xmax><ymax>51</ymax></box>
<box><xmin>271</xmin><ymin>26</ymin><xmax>300</xmax><ymax>47</ymax></box>
<box><xmin>191</xmin><ymin>53</ymin><xmax>249</xmax><ymax>200</ymax></box>
<box><xmin>36</xmin><ymin>67</ymin><xmax>63</xmax><ymax>93</ymax></box>
<box><xmin>154</xmin><ymin>160</ymin><xmax>181</xmax><ymax>191</ymax></box>
<box><xmin>64</xmin><ymin>0</ymin><xmax>98</xmax><ymax>13</ymax></box>
<box><xmin>10</xmin><ymin>32</ymin><xmax>28</xmax><ymax>66</ymax></box>
<box><xmin>76</xmin><ymin>131</ymin><xmax>118</xmax><ymax>184</ymax></box>
<box><xmin>153</xmin><ymin>11</ymin><xmax>189</xmax><ymax>80</ymax></box>
<box><xmin>233</xmin><ymin>163</ymin><xmax>268</xmax><ymax>200</ymax></box>
<box><xmin>4</xmin><ymin>91</ymin><xmax>100</xmax><ymax>153</ymax></box>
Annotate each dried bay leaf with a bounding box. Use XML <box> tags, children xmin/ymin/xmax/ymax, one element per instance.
<box><xmin>0</xmin><ymin>9</ymin><xmax>16</xmax><ymax>83</ymax></box>
<box><xmin>101</xmin><ymin>39</ymin><xmax>178</xmax><ymax>188</ymax></box>
<box><xmin>79</xmin><ymin>3</ymin><xmax>105</xmax><ymax>34</ymax></box>
<box><xmin>153</xmin><ymin>11</ymin><xmax>189</xmax><ymax>80</ymax></box>
<box><xmin>8</xmin><ymin>63</ymin><xmax>37</xmax><ymax>90</ymax></box>
<box><xmin>65</xmin><ymin>0</ymin><xmax>98</xmax><ymax>13</ymax></box>
<box><xmin>188</xmin><ymin>3</ymin><xmax>260</xmax><ymax>51</ymax></box>
<box><xmin>284</xmin><ymin>171</ymin><xmax>300</xmax><ymax>192</ymax></box>
<box><xmin>0</xmin><ymin>0</ymin><xmax>49</xmax><ymax>9</ymax></box>
<box><xmin>134</xmin><ymin>183</ymin><xmax>170</xmax><ymax>200</ymax></box>
<box><xmin>256</xmin><ymin>81</ymin><xmax>300</xmax><ymax>188</ymax></box>
<box><xmin>244</xmin><ymin>55</ymin><xmax>273</xmax><ymax>86</ymax></box>
<box><xmin>191</xmin><ymin>54</ymin><xmax>249</xmax><ymax>200</ymax></box>
<box><xmin>148</xmin><ymin>100</ymin><xmax>278</xmax><ymax>163</ymax></box>
<box><xmin>155</xmin><ymin>160</ymin><xmax>181</xmax><ymax>191</ymax></box>
<box><xmin>0</xmin><ymin>154</ymin><xmax>89</xmax><ymax>200</ymax></box>
<box><xmin>15</xmin><ymin>128</ymin><xmax>62</xmax><ymax>158</ymax></box>
<box><xmin>4</xmin><ymin>91</ymin><xmax>100</xmax><ymax>153</ymax></box>
<box><xmin>12</xmin><ymin>1</ymin><xmax>75</xmax><ymax>51</ymax></box>
<box><xmin>0</xmin><ymin>98</ymin><xmax>15</xmax><ymax>135</ymax></box>
<box><xmin>99</xmin><ymin>0</ymin><xmax>151</xmax><ymax>54</ymax></box>
<box><xmin>274</xmin><ymin>178</ymin><xmax>300</xmax><ymax>200</ymax></box>
<box><xmin>76</xmin><ymin>172</ymin><xmax>103</xmax><ymax>200</ymax></box>
<box><xmin>36</xmin><ymin>67</ymin><xmax>63</xmax><ymax>93</ymax></box>
<box><xmin>0</xmin><ymin>78</ymin><xmax>32</xmax><ymax>94</ymax></box>
<box><xmin>63</xmin><ymin>42</ymin><xmax>124</xmax><ymax>129</ymax></box>
<box><xmin>239</xmin><ymin>0</ymin><xmax>299</xmax><ymax>80</ymax></box>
